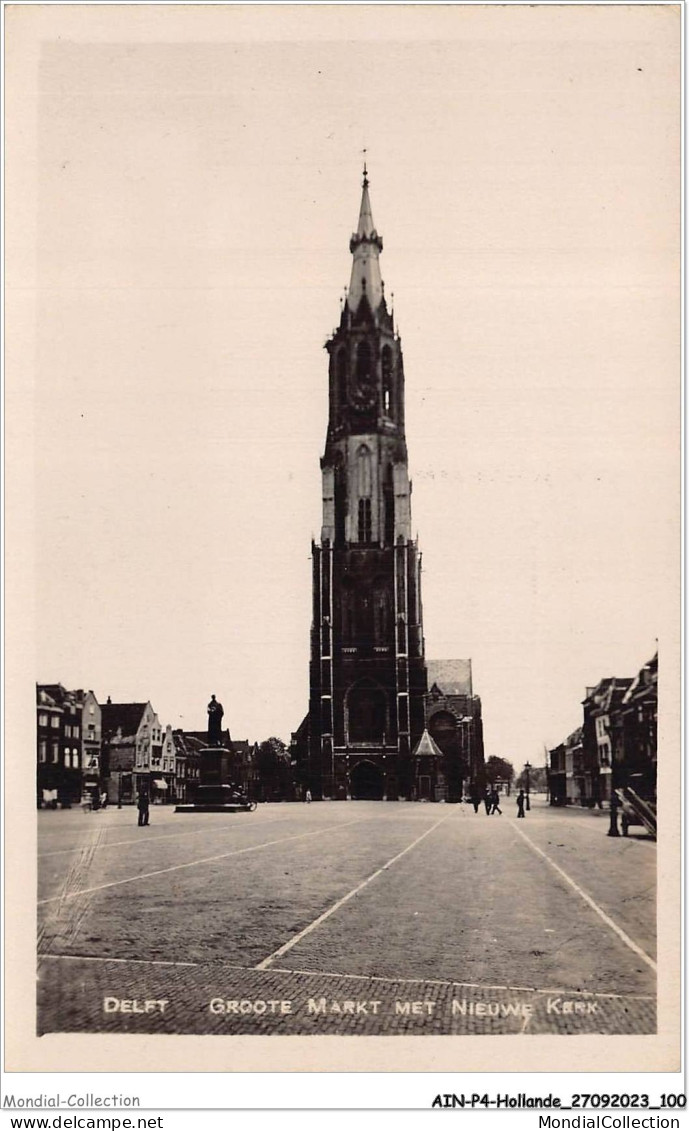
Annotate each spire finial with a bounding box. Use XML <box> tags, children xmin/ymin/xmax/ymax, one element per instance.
<box><xmin>362</xmin><ymin>147</ymin><xmax>368</xmax><ymax>187</ymax></box>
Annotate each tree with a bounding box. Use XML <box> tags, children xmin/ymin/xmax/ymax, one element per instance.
<box><xmin>484</xmin><ymin>756</ymin><xmax>514</xmax><ymax>788</ymax></box>
<box><xmin>256</xmin><ymin>737</ymin><xmax>293</xmax><ymax>800</ymax></box>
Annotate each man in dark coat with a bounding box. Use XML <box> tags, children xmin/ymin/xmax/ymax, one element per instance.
<box><xmin>137</xmin><ymin>790</ymin><xmax>150</xmax><ymax>826</ymax></box>
<box><xmin>516</xmin><ymin>790</ymin><xmax>526</xmax><ymax>818</ymax></box>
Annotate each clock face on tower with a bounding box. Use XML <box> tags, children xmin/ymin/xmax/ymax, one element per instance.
<box><xmin>348</xmin><ymin>366</ymin><xmax>375</xmax><ymax>411</ymax></box>
<box><xmin>351</xmin><ymin>376</ymin><xmax>376</xmax><ymax>413</ymax></box>
<box><xmin>351</xmin><ymin>339</ymin><xmax>377</xmax><ymax>413</ymax></box>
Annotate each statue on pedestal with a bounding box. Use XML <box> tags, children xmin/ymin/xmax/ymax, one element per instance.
<box><xmin>207</xmin><ymin>694</ymin><xmax>224</xmax><ymax>747</ymax></box>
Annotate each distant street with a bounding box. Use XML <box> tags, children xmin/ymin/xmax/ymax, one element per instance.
<box><xmin>37</xmin><ymin>797</ymin><xmax>656</xmax><ymax>1035</ymax></box>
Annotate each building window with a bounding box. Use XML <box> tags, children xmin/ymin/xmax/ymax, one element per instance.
<box><xmin>52</xmin><ymin>743</ymin><xmax>59</xmax><ymax>763</ymax></box>
<box><xmin>39</xmin><ymin>741</ymin><xmax>47</xmax><ymax>763</ymax></box>
<box><xmin>358</xmin><ymin>498</ymin><xmax>372</xmax><ymax>542</ymax></box>
<box><xmin>89</xmin><ymin>705</ymin><xmax>95</xmax><ymax>715</ymax></box>
<box><xmin>73</xmin><ymin>725</ymin><xmax>80</xmax><ymax>738</ymax></box>
<box><xmin>38</xmin><ymin>713</ymin><xmax>48</xmax><ymax>727</ymax></box>
<box><xmin>51</xmin><ymin>716</ymin><xmax>59</xmax><ymax>729</ymax></box>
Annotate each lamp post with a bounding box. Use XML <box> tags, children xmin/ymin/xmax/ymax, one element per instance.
<box><xmin>543</xmin><ymin>743</ymin><xmax>551</xmax><ymax>804</ymax></box>
<box><xmin>606</xmin><ymin>722</ymin><xmax>620</xmax><ymax>837</ymax></box>
<box><xmin>524</xmin><ymin>761</ymin><xmax>532</xmax><ymax>810</ymax></box>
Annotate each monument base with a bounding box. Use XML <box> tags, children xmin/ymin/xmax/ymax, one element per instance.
<box><xmin>175</xmin><ymin>782</ymin><xmax>256</xmax><ymax>814</ymax></box>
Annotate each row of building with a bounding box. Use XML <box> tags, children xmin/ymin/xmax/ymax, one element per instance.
<box><xmin>37</xmin><ymin>662</ymin><xmax>486</xmax><ymax>809</ymax></box>
<box><xmin>36</xmin><ymin>683</ymin><xmax>258</xmax><ymax>807</ymax></box>
<box><xmin>548</xmin><ymin>652</ymin><xmax>657</xmax><ymax>808</ymax></box>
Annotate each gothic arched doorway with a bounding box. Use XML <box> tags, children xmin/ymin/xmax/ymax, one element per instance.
<box><xmin>350</xmin><ymin>759</ymin><xmax>385</xmax><ymax>800</ymax></box>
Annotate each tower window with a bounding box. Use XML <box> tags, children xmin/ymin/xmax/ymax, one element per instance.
<box><xmin>358</xmin><ymin>498</ymin><xmax>372</xmax><ymax>542</ymax></box>
<box><xmin>382</xmin><ymin>346</ymin><xmax>393</xmax><ymax>415</ymax></box>
<box><xmin>356</xmin><ymin>444</ymin><xmax>372</xmax><ymax>497</ymax></box>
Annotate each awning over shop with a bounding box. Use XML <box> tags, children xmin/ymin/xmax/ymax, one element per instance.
<box><xmin>151</xmin><ymin>778</ymin><xmax>168</xmax><ymax>789</ymax></box>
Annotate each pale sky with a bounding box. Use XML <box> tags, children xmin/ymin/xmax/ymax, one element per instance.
<box><xmin>10</xmin><ymin>4</ymin><xmax>679</xmax><ymax>769</ymax></box>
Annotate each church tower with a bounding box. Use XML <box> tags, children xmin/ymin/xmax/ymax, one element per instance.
<box><xmin>307</xmin><ymin>168</ymin><xmax>427</xmax><ymax>800</ymax></box>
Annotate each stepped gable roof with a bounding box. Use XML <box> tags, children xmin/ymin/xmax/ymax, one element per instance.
<box><xmin>413</xmin><ymin>729</ymin><xmax>443</xmax><ymax>759</ymax></box>
<box><xmin>101</xmin><ymin>701</ymin><xmax>148</xmax><ymax>740</ymax></box>
<box><xmin>427</xmin><ymin>659</ymin><xmax>473</xmax><ymax>698</ymax></box>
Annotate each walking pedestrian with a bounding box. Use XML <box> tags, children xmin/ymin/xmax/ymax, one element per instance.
<box><xmin>305</xmin><ymin>789</ymin><xmax>312</xmax><ymax>804</ymax></box>
<box><xmin>137</xmin><ymin>790</ymin><xmax>150</xmax><ymax>827</ymax></box>
<box><xmin>470</xmin><ymin>785</ymin><xmax>481</xmax><ymax>814</ymax></box>
<box><xmin>483</xmin><ymin>788</ymin><xmax>492</xmax><ymax>815</ymax></box>
<box><xmin>516</xmin><ymin>790</ymin><xmax>526</xmax><ymax>818</ymax></box>
<box><xmin>490</xmin><ymin>788</ymin><xmax>502</xmax><ymax>815</ymax></box>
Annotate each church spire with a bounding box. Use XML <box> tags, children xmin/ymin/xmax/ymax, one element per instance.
<box><xmin>348</xmin><ymin>164</ymin><xmax>384</xmax><ymax>313</ymax></box>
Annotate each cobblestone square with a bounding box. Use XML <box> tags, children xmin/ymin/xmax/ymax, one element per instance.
<box><xmin>37</xmin><ymin>798</ymin><xmax>656</xmax><ymax>1036</ymax></box>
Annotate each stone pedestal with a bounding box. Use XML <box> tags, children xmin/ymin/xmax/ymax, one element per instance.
<box><xmin>175</xmin><ymin>746</ymin><xmax>251</xmax><ymax>814</ymax></box>
<box><xmin>198</xmin><ymin>746</ymin><xmax>232</xmax><ymax>789</ymax></box>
